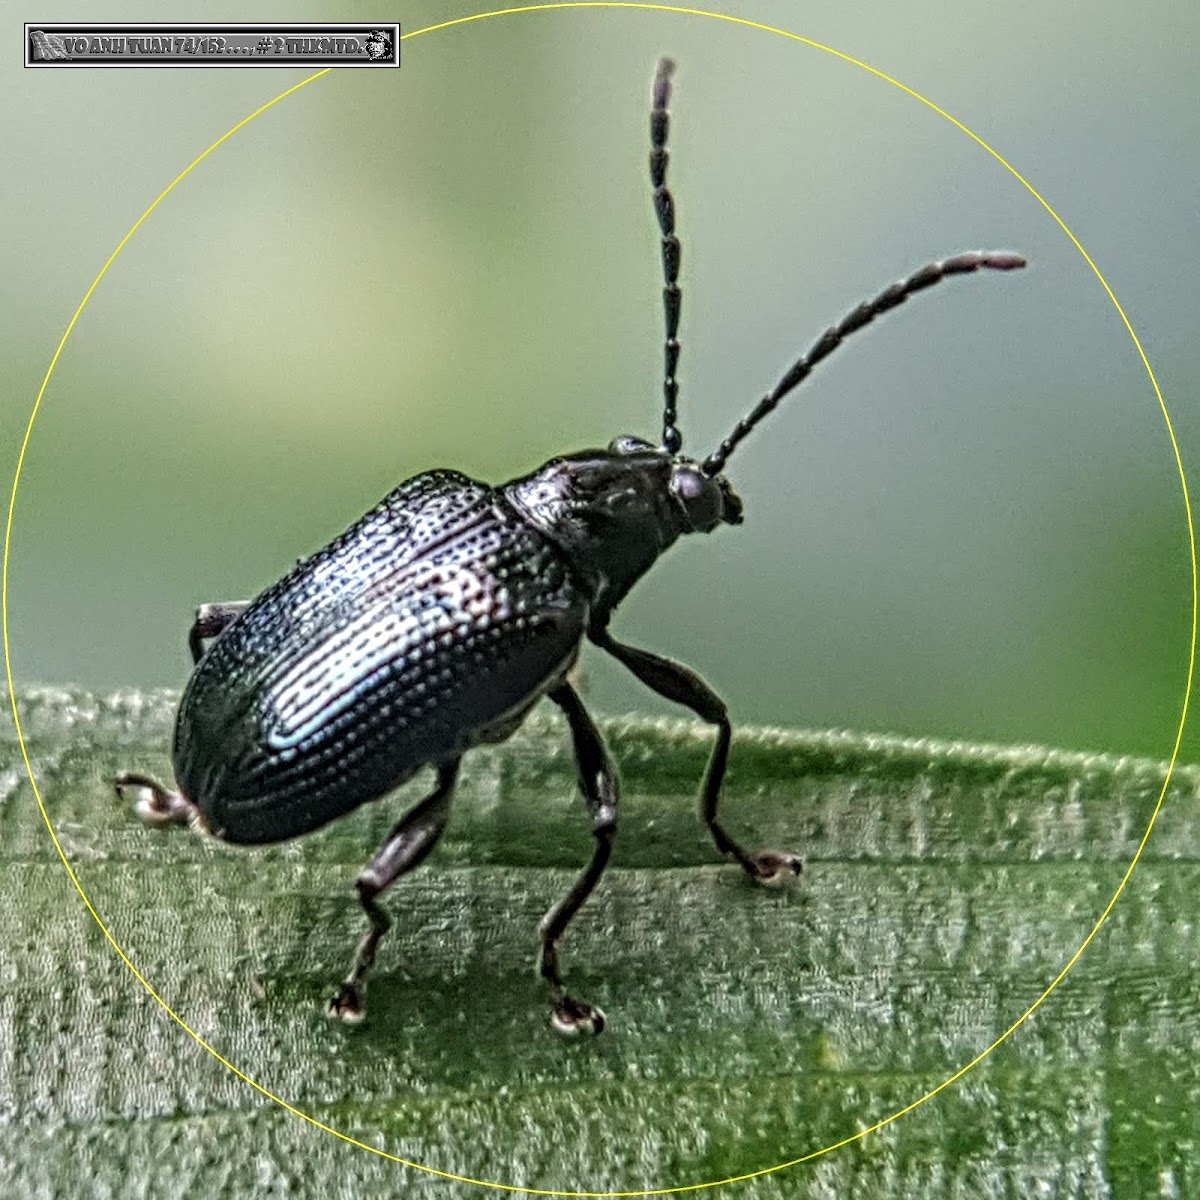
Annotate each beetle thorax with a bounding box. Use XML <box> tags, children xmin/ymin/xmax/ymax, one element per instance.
<box><xmin>502</xmin><ymin>439</ymin><xmax>742</xmax><ymax>622</ymax></box>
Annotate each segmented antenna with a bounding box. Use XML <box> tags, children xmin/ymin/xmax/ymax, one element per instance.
<box><xmin>650</xmin><ymin>57</ymin><xmax>683</xmax><ymax>455</ymax></box>
<box><xmin>701</xmin><ymin>250</ymin><xmax>1027</xmax><ymax>477</ymax></box>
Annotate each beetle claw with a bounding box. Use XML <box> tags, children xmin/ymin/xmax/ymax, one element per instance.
<box><xmin>550</xmin><ymin>994</ymin><xmax>606</xmax><ymax>1037</ymax></box>
<box><xmin>748</xmin><ymin>849</ymin><xmax>803</xmax><ymax>887</ymax></box>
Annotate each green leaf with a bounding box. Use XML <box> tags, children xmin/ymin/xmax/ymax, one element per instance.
<box><xmin>3</xmin><ymin>686</ymin><xmax>1197</xmax><ymax>1197</ymax></box>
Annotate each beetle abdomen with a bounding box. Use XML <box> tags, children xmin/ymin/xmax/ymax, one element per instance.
<box><xmin>174</xmin><ymin>471</ymin><xmax>587</xmax><ymax>844</ymax></box>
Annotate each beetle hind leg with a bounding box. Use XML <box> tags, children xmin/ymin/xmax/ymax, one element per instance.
<box><xmin>539</xmin><ymin>682</ymin><xmax>618</xmax><ymax>1037</ymax></box>
<box><xmin>328</xmin><ymin>758</ymin><xmax>461</xmax><ymax>1024</ymax></box>
<box><xmin>113</xmin><ymin>771</ymin><xmax>196</xmax><ymax>827</ymax></box>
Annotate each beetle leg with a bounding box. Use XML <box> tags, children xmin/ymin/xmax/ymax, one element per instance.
<box><xmin>188</xmin><ymin>601</ymin><xmax>250</xmax><ymax>664</ymax></box>
<box><xmin>540</xmin><ymin>681</ymin><xmax>617</xmax><ymax>1036</ymax></box>
<box><xmin>115</xmin><ymin>604</ymin><xmax>251</xmax><ymax>822</ymax></box>
<box><xmin>328</xmin><ymin>758</ymin><xmax>461</xmax><ymax>1024</ymax></box>
<box><xmin>113</xmin><ymin>771</ymin><xmax>197</xmax><ymax>827</ymax></box>
<box><xmin>590</xmin><ymin>624</ymin><xmax>802</xmax><ymax>886</ymax></box>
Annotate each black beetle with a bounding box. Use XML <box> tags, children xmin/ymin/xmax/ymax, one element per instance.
<box><xmin>115</xmin><ymin>58</ymin><xmax>1025</xmax><ymax>1035</ymax></box>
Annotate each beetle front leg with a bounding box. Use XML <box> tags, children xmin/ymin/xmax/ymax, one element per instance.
<box><xmin>189</xmin><ymin>601</ymin><xmax>250</xmax><ymax>664</ymax></box>
<box><xmin>540</xmin><ymin>681</ymin><xmax>618</xmax><ymax>1036</ymax></box>
<box><xmin>328</xmin><ymin>758</ymin><xmax>461</xmax><ymax>1024</ymax></box>
<box><xmin>590</xmin><ymin>624</ymin><xmax>801</xmax><ymax>885</ymax></box>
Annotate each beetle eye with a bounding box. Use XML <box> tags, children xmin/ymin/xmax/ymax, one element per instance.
<box><xmin>673</xmin><ymin>468</ymin><xmax>705</xmax><ymax>501</ymax></box>
<box><xmin>608</xmin><ymin>435</ymin><xmax>655</xmax><ymax>456</ymax></box>
<box><xmin>671</xmin><ymin>465</ymin><xmax>724</xmax><ymax>531</ymax></box>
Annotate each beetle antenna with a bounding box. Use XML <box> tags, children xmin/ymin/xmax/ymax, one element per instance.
<box><xmin>701</xmin><ymin>250</ymin><xmax>1027</xmax><ymax>477</ymax></box>
<box><xmin>650</xmin><ymin>57</ymin><xmax>683</xmax><ymax>455</ymax></box>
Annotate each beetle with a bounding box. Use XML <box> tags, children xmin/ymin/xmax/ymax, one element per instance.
<box><xmin>115</xmin><ymin>58</ymin><xmax>1025</xmax><ymax>1036</ymax></box>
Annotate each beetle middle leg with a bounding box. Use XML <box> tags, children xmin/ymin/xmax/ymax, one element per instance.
<box><xmin>328</xmin><ymin>758</ymin><xmax>461</xmax><ymax>1023</ymax></box>
<box><xmin>540</xmin><ymin>681</ymin><xmax>617</xmax><ymax>1036</ymax></box>
<box><xmin>188</xmin><ymin>601</ymin><xmax>249</xmax><ymax>664</ymax></box>
<box><xmin>590</xmin><ymin>623</ymin><xmax>801</xmax><ymax>885</ymax></box>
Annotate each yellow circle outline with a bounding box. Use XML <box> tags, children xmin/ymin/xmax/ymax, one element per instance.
<box><xmin>4</xmin><ymin>4</ymin><xmax>1194</xmax><ymax>1195</ymax></box>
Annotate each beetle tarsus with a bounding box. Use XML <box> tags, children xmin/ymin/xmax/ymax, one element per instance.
<box><xmin>550</xmin><ymin>994</ymin><xmax>607</xmax><ymax>1037</ymax></box>
<box><xmin>746</xmin><ymin>849</ymin><xmax>804</xmax><ymax>887</ymax></box>
<box><xmin>537</xmin><ymin>941</ymin><xmax>608</xmax><ymax>1038</ymax></box>
<box><xmin>708</xmin><ymin>820</ymin><xmax>803</xmax><ymax>885</ymax></box>
<box><xmin>113</xmin><ymin>771</ymin><xmax>194</xmax><ymax>827</ymax></box>
<box><xmin>328</xmin><ymin>981</ymin><xmax>368</xmax><ymax>1024</ymax></box>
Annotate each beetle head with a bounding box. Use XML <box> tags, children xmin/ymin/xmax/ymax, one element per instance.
<box><xmin>502</xmin><ymin>437</ymin><xmax>741</xmax><ymax>621</ymax></box>
<box><xmin>609</xmin><ymin>435</ymin><xmax>743</xmax><ymax>532</ymax></box>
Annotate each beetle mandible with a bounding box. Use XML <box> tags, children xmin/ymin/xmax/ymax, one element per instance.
<box><xmin>115</xmin><ymin>58</ymin><xmax>1025</xmax><ymax>1036</ymax></box>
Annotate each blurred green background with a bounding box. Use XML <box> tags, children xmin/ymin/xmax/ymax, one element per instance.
<box><xmin>4</xmin><ymin>0</ymin><xmax>1197</xmax><ymax>762</ymax></box>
